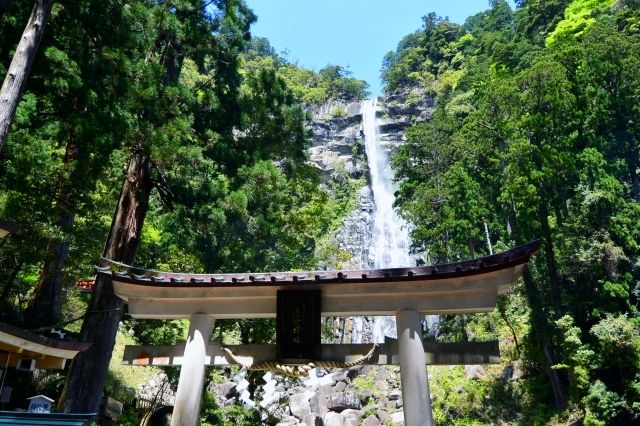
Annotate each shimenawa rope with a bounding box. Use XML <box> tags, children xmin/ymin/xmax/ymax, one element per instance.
<box><xmin>222</xmin><ymin>344</ymin><xmax>378</xmax><ymax>377</ymax></box>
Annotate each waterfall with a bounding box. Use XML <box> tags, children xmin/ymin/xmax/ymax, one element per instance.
<box><xmin>361</xmin><ymin>99</ymin><xmax>415</xmax><ymax>343</ymax></box>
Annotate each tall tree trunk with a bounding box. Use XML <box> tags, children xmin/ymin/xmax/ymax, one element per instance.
<box><xmin>58</xmin><ymin>151</ymin><xmax>153</xmax><ymax>413</ymax></box>
<box><xmin>24</xmin><ymin>211</ymin><xmax>74</xmax><ymax>325</ymax></box>
<box><xmin>538</xmin><ymin>201</ymin><xmax>563</xmax><ymax>316</ymax></box>
<box><xmin>522</xmin><ymin>270</ymin><xmax>568</xmax><ymax>410</ymax></box>
<box><xmin>0</xmin><ymin>0</ymin><xmax>53</xmax><ymax>155</ymax></box>
<box><xmin>25</xmin><ymin>128</ymin><xmax>78</xmax><ymax>326</ymax></box>
<box><xmin>628</xmin><ymin>147</ymin><xmax>639</xmax><ymax>202</ymax></box>
<box><xmin>0</xmin><ymin>259</ymin><xmax>21</xmax><ymax>319</ymax></box>
<box><xmin>510</xmin><ymin>208</ymin><xmax>568</xmax><ymax>409</ymax></box>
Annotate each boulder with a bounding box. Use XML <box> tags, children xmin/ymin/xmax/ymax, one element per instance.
<box><xmin>214</xmin><ymin>382</ymin><xmax>237</xmax><ymax>400</ymax></box>
<box><xmin>388</xmin><ymin>389</ymin><xmax>401</xmax><ymax>401</ymax></box>
<box><xmin>276</xmin><ymin>416</ymin><xmax>299</xmax><ymax>426</ymax></box>
<box><xmin>324</xmin><ymin>411</ymin><xmax>342</xmax><ymax>426</ymax></box>
<box><xmin>302</xmin><ymin>412</ymin><xmax>323</xmax><ymax>426</ymax></box>
<box><xmin>105</xmin><ymin>397</ymin><xmax>123</xmax><ymax>421</ymax></box>
<box><xmin>327</xmin><ymin>392</ymin><xmax>361</xmax><ymax>412</ymax></box>
<box><xmin>390</xmin><ymin>411</ymin><xmax>404</xmax><ymax>425</ymax></box>
<box><xmin>465</xmin><ymin>364</ymin><xmax>486</xmax><ymax>380</ymax></box>
<box><xmin>340</xmin><ymin>409</ymin><xmax>362</xmax><ymax>426</ymax></box>
<box><xmin>289</xmin><ymin>392</ymin><xmax>313</xmax><ymax>419</ymax></box>
<box><xmin>310</xmin><ymin>391</ymin><xmax>329</xmax><ymax>417</ymax></box>
<box><xmin>376</xmin><ymin>409</ymin><xmax>389</xmax><ymax>424</ymax></box>
<box><xmin>333</xmin><ymin>381</ymin><xmax>347</xmax><ymax>392</ymax></box>
<box><xmin>362</xmin><ymin>415</ymin><xmax>381</xmax><ymax>426</ymax></box>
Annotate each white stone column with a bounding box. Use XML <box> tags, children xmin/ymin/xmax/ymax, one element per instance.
<box><xmin>171</xmin><ymin>314</ymin><xmax>215</xmax><ymax>426</ymax></box>
<box><xmin>396</xmin><ymin>309</ymin><xmax>433</xmax><ymax>426</ymax></box>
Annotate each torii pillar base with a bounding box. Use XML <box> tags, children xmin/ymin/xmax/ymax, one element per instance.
<box><xmin>396</xmin><ymin>309</ymin><xmax>433</xmax><ymax>426</ymax></box>
<box><xmin>171</xmin><ymin>314</ymin><xmax>215</xmax><ymax>426</ymax></box>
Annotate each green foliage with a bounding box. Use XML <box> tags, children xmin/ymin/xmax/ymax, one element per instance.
<box><xmin>130</xmin><ymin>320</ymin><xmax>188</xmax><ymax>346</ymax></box>
<box><xmin>116</xmin><ymin>411</ymin><xmax>139</xmax><ymax>426</ymax></box>
<box><xmin>243</xmin><ymin>38</ymin><xmax>368</xmax><ymax>104</ymax></box>
<box><xmin>200</xmin><ymin>390</ymin><xmax>262</xmax><ymax>426</ymax></box>
<box><xmin>0</xmin><ymin>0</ymin><xmax>366</xmax><ymax>413</ymax></box>
<box><xmin>429</xmin><ymin>366</ymin><xmax>495</xmax><ymax>424</ymax></box>
<box><xmin>584</xmin><ymin>381</ymin><xmax>627</xmax><ymax>425</ymax></box>
<box><xmin>330</xmin><ymin>105</ymin><xmax>347</xmax><ymax>118</ymax></box>
<box><xmin>546</xmin><ymin>0</ymin><xmax>616</xmax><ymax>46</ymax></box>
<box><xmin>590</xmin><ymin>314</ymin><xmax>640</xmax><ymax>368</ymax></box>
<box><xmin>391</xmin><ymin>0</ymin><xmax>640</xmax><ymax>423</ymax></box>
<box><xmin>352</xmin><ymin>375</ymin><xmax>377</xmax><ymax>393</ymax></box>
<box><xmin>107</xmin><ymin>329</ymin><xmax>159</xmax><ymax>394</ymax></box>
<box><xmin>381</xmin><ymin>14</ymin><xmax>466</xmax><ymax>93</ymax></box>
<box><xmin>554</xmin><ymin>316</ymin><xmax>594</xmax><ymax>398</ymax></box>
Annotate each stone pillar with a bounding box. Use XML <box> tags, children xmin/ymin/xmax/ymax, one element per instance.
<box><xmin>396</xmin><ymin>309</ymin><xmax>433</xmax><ymax>426</ymax></box>
<box><xmin>171</xmin><ymin>314</ymin><xmax>215</xmax><ymax>426</ymax></box>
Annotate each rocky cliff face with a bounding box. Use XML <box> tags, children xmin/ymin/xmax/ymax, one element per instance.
<box><xmin>377</xmin><ymin>87</ymin><xmax>435</xmax><ymax>143</ymax></box>
<box><xmin>307</xmin><ymin>88</ymin><xmax>434</xmax><ymax>272</ymax></box>
<box><xmin>307</xmin><ymin>100</ymin><xmax>372</xmax><ymax>271</ymax></box>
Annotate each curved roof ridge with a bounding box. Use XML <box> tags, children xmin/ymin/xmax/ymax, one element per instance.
<box><xmin>100</xmin><ymin>240</ymin><xmax>540</xmax><ymax>279</ymax></box>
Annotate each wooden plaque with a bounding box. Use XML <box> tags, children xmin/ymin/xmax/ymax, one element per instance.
<box><xmin>277</xmin><ymin>290</ymin><xmax>321</xmax><ymax>361</ymax></box>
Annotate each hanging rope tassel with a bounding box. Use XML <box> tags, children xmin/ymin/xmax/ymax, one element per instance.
<box><xmin>222</xmin><ymin>344</ymin><xmax>378</xmax><ymax>377</ymax></box>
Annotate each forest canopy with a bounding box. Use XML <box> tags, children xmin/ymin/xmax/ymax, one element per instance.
<box><xmin>386</xmin><ymin>0</ymin><xmax>640</xmax><ymax>423</ymax></box>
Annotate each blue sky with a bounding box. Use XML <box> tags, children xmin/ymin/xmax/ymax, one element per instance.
<box><xmin>245</xmin><ymin>1</ymin><xmax>516</xmax><ymax>97</ymax></box>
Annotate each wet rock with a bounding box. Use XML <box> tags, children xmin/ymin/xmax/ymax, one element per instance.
<box><xmin>378</xmin><ymin>87</ymin><xmax>434</xmax><ymax>144</ymax></box>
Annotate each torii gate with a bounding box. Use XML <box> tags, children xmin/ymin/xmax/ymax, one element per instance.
<box><xmin>100</xmin><ymin>240</ymin><xmax>539</xmax><ymax>426</ymax></box>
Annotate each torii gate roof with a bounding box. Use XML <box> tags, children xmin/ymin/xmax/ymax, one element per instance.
<box><xmin>102</xmin><ymin>241</ymin><xmax>539</xmax><ymax>319</ymax></box>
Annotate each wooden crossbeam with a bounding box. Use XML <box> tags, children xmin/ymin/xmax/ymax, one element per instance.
<box><xmin>122</xmin><ymin>339</ymin><xmax>500</xmax><ymax>367</ymax></box>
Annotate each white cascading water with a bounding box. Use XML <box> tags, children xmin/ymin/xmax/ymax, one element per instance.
<box><xmin>360</xmin><ymin>99</ymin><xmax>415</xmax><ymax>343</ymax></box>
